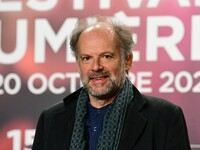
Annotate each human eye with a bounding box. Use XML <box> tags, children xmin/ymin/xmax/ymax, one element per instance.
<box><xmin>102</xmin><ymin>54</ymin><xmax>113</xmax><ymax>60</ymax></box>
<box><xmin>81</xmin><ymin>56</ymin><xmax>92</xmax><ymax>63</ymax></box>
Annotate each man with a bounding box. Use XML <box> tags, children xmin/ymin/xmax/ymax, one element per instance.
<box><xmin>32</xmin><ymin>16</ymin><xmax>191</xmax><ymax>150</ymax></box>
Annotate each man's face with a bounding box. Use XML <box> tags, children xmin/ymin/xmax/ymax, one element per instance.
<box><xmin>77</xmin><ymin>24</ymin><xmax>132</xmax><ymax>100</ymax></box>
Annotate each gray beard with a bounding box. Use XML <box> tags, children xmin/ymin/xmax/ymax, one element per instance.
<box><xmin>84</xmin><ymin>82</ymin><xmax>116</xmax><ymax>100</ymax></box>
<box><xmin>80</xmin><ymin>60</ymin><xmax>127</xmax><ymax>100</ymax></box>
<box><xmin>83</xmin><ymin>74</ymin><xmax>126</xmax><ymax>100</ymax></box>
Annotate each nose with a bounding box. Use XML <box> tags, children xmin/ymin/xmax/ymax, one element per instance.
<box><xmin>91</xmin><ymin>58</ymin><xmax>103</xmax><ymax>72</ymax></box>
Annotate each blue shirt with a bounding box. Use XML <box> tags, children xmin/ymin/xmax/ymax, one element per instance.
<box><xmin>86</xmin><ymin>103</ymin><xmax>110</xmax><ymax>150</ymax></box>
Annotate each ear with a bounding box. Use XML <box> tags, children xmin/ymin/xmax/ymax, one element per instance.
<box><xmin>125</xmin><ymin>53</ymin><xmax>133</xmax><ymax>72</ymax></box>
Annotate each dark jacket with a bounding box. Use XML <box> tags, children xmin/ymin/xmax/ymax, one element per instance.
<box><xmin>32</xmin><ymin>85</ymin><xmax>191</xmax><ymax>150</ymax></box>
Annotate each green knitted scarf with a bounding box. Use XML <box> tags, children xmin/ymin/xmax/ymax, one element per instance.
<box><xmin>69</xmin><ymin>78</ymin><xmax>134</xmax><ymax>150</ymax></box>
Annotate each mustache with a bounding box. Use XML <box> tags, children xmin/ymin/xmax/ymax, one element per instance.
<box><xmin>88</xmin><ymin>72</ymin><xmax>110</xmax><ymax>79</ymax></box>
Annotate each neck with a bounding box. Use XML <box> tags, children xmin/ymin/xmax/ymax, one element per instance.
<box><xmin>89</xmin><ymin>95</ymin><xmax>115</xmax><ymax>108</ymax></box>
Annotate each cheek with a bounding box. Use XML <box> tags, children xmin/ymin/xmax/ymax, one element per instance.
<box><xmin>114</xmin><ymin>64</ymin><xmax>125</xmax><ymax>75</ymax></box>
<box><xmin>79</xmin><ymin>65</ymin><xmax>89</xmax><ymax>76</ymax></box>
<box><xmin>108</xmin><ymin>64</ymin><xmax>122</xmax><ymax>75</ymax></box>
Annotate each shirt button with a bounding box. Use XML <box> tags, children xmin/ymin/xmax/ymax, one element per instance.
<box><xmin>93</xmin><ymin>127</ymin><xmax>97</xmax><ymax>132</ymax></box>
<box><xmin>97</xmin><ymin>110</ymin><xmax>101</xmax><ymax>113</ymax></box>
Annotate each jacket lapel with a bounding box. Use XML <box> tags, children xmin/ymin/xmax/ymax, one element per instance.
<box><xmin>54</xmin><ymin>89</ymin><xmax>81</xmax><ymax>150</ymax></box>
<box><xmin>52</xmin><ymin>87</ymin><xmax>147</xmax><ymax>150</ymax></box>
<box><xmin>119</xmin><ymin>86</ymin><xmax>148</xmax><ymax>150</ymax></box>
<box><xmin>54</xmin><ymin>110</ymin><xmax>74</xmax><ymax>150</ymax></box>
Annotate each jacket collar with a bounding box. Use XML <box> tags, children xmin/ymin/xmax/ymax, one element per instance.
<box><xmin>119</xmin><ymin>85</ymin><xmax>147</xmax><ymax>150</ymax></box>
<box><xmin>53</xmin><ymin>89</ymin><xmax>82</xmax><ymax>149</ymax></box>
<box><xmin>54</xmin><ymin>86</ymin><xmax>147</xmax><ymax>150</ymax></box>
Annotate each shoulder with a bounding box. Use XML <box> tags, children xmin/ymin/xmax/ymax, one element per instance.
<box><xmin>132</xmin><ymin>85</ymin><xmax>181</xmax><ymax>115</ymax></box>
<box><xmin>42</xmin><ymin>88</ymin><xmax>82</xmax><ymax>116</ymax></box>
<box><xmin>141</xmin><ymin>94</ymin><xmax>183</xmax><ymax>120</ymax></box>
<box><xmin>143</xmin><ymin>94</ymin><xmax>178</xmax><ymax>110</ymax></box>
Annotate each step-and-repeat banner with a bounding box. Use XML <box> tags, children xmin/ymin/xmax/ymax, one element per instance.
<box><xmin>0</xmin><ymin>0</ymin><xmax>200</xmax><ymax>149</ymax></box>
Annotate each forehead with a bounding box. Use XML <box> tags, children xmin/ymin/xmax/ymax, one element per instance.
<box><xmin>76</xmin><ymin>22</ymin><xmax>121</xmax><ymax>57</ymax></box>
<box><xmin>84</xmin><ymin>22</ymin><xmax>114</xmax><ymax>32</ymax></box>
<box><xmin>81</xmin><ymin>22</ymin><xmax>116</xmax><ymax>39</ymax></box>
